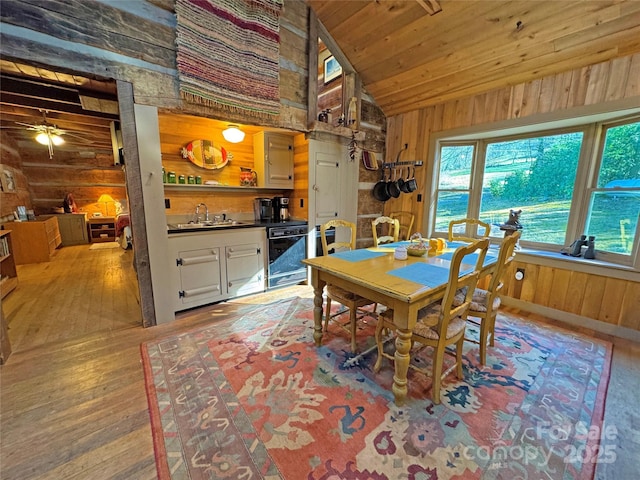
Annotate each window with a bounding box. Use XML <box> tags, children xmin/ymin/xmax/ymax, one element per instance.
<box><xmin>433</xmin><ymin>117</ymin><xmax>640</xmax><ymax>267</ymax></box>
<box><xmin>585</xmin><ymin>121</ymin><xmax>640</xmax><ymax>257</ymax></box>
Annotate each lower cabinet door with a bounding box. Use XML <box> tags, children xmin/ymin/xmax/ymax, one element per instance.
<box><xmin>177</xmin><ymin>247</ymin><xmax>224</xmax><ymax>308</ymax></box>
<box><xmin>226</xmin><ymin>243</ymin><xmax>264</xmax><ymax>297</ymax></box>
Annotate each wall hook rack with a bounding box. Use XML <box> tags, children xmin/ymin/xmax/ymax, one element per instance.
<box><xmin>382</xmin><ymin>160</ymin><xmax>424</xmax><ymax>168</ymax></box>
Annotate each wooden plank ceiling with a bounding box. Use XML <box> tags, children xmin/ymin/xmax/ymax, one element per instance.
<box><xmin>307</xmin><ymin>0</ymin><xmax>640</xmax><ymax>116</ymax></box>
<box><xmin>0</xmin><ymin>60</ymin><xmax>119</xmax><ymax>154</ymax></box>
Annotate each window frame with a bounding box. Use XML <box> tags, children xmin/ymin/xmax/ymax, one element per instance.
<box><xmin>431</xmin><ymin>114</ymin><xmax>640</xmax><ymax>269</ymax></box>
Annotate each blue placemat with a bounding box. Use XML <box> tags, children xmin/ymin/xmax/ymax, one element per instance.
<box><xmin>437</xmin><ymin>251</ymin><xmax>497</xmax><ymax>267</ymax></box>
<box><xmin>388</xmin><ymin>263</ymin><xmax>451</xmax><ymax>288</ymax></box>
<box><xmin>446</xmin><ymin>241</ymin><xmax>470</xmax><ymax>249</ymax></box>
<box><xmin>331</xmin><ymin>249</ymin><xmax>389</xmax><ymax>262</ymax></box>
<box><xmin>377</xmin><ymin>241</ymin><xmax>411</xmax><ymax>249</ymax></box>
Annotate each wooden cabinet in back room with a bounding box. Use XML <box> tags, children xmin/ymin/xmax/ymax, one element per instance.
<box><xmin>3</xmin><ymin>216</ymin><xmax>61</xmax><ymax>264</ymax></box>
<box><xmin>51</xmin><ymin>213</ymin><xmax>88</xmax><ymax>246</ymax></box>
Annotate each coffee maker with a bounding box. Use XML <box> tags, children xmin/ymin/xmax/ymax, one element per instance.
<box><xmin>254</xmin><ymin>198</ymin><xmax>273</xmax><ymax>222</ymax></box>
<box><xmin>272</xmin><ymin>196</ymin><xmax>290</xmax><ymax>222</ymax></box>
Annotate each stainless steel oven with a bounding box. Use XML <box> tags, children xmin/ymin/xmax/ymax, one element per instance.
<box><xmin>267</xmin><ymin>223</ymin><xmax>308</xmax><ymax>289</ymax></box>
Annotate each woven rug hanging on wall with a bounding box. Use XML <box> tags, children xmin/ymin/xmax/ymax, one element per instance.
<box><xmin>175</xmin><ymin>0</ymin><xmax>283</xmax><ymax>119</ymax></box>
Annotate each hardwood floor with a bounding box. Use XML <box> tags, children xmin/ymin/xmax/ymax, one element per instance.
<box><xmin>0</xmin><ymin>243</ymin><xmax>638</xmax><ymax>479</ymax></box>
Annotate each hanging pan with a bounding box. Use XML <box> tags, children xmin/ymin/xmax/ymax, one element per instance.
<box><xmin>372</xmin><ymin>168</ymin><xmax>391</xmax><ymax>202</ymax></box>
<box><xmin>387</xmin><ymin>168</ymin><xmax>401</xmax><ymax>198</ymax></box>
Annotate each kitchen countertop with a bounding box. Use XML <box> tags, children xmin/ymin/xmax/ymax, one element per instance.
<box><xmin>166</xmin><ymin>218</ymin><xmax>308</xmax><ymax>234</ymax></box>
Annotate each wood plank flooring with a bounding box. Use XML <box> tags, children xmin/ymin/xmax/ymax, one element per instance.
<box><xmin>0</xmin><ymin>243</ymin><xmax>638</xmax><ymax>479</ymax></box>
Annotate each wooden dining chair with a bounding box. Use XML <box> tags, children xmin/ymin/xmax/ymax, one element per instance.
<box><xmin>457</xmin><ymin>231</ymin><xmax>520</xmax><ymax>365</ymax></box>
<box><xmin>448</xmin><ymin>218</ymin><xmax>491</xmax><ymax>242</ymax></box>
<box><xmin>371</xmin><ymin>216</ymin><xmax>400</xmax><ymax>247</ymax></box>
<box><xmin>373</xmin><ymin>238</ymin><xmax>490</xmax><ymax>404</ymax></box>
<box><xmin>321</xmin><ymin>219</ymin><xmax>377</xmax><ymax>352</ymax></box>
<box><xmin>390</xmin><ymin>211</ymin><xmax>415</xmax><ymax>240</ymax></box>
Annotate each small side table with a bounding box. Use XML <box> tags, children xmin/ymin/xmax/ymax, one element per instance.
<box><xmin>87</xmin><ymin>217</ymin><xmax>116</xmax><ymax>243</ymax></box>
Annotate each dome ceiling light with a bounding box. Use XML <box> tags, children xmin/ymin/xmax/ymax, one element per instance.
<box><xmin>222</xmin><ymin>124</ymin><xmax>245</xmax><ymax>143</ymax></box>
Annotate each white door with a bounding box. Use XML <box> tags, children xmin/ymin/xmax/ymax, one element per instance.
<box><xmin>308</xmin><ymin>138</ymin><xmax>358</xmax><ymax>257</ymax></box>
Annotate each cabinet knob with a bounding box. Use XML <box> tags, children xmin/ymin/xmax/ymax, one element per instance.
<box><xmin>313</xmin><ymin>184</ymin><xmax>319</xmax><ymax>191</ymax></box>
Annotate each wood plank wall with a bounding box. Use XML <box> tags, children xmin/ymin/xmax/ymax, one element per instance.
<box><xmin>502</xmin><ymin>261</ymin><xmax>640</xmax><ymax>332</ymax></box>
<box><xmin>383</xmin><ymin>52</ymin><xmax>640</xmax><ymax>330</ymax></box>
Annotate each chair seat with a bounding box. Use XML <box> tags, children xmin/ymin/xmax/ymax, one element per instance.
<box><xmin>381</xmin><ymin>306</ymin><xmax>467</xmax><ymax>340</ymax></box>
<box><xmin>327</xmin><ymin>284</ymin><xmax>369</xmax><ymax>303</ymax></box>
<box><xmin>453</xmin><ymin>287</ymin><xmax>501</xmax><ymax>312</ymax></box>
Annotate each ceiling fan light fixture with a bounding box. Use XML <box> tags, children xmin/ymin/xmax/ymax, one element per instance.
<box><xmin>35</xmin><ymin>131</ymin><xmax>64</xmax><ymax>146</ymax></box>
<box><xmin>222</xmin><ymin>124</ymin><xmax>245</xmax><ymax>143</ymax></box>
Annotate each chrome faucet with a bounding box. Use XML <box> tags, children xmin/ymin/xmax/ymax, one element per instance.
<box><xmin>195</xmin><ymin>203</ymin><xmax>209</xmax><ymax>223</ymax></box>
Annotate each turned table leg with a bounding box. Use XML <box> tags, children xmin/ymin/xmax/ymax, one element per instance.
<box><xmin>392</xmin><ymin>328</ymin><xmax>412</xmax><ymax>404</ymax></box>
<box><xmin>312</xmin><ymin>284</ymin><xmax>325</xmax><ymax>347</ymax></box>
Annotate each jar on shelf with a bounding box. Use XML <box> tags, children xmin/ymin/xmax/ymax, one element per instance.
<box><xmin>162</xmin><ymin>167</ymin><xmax>167</xmax><ymax>183</ymax></box>
<box><xmin>178</xmin><ymin>174</ymin><xmax>186</xmax><ymax>184</ymax></box>
<box><xmin>167</xmin><ymin>171</ymin><xmax>177</xmax><ymax>184</ymax></box>
<box><xmin>187</xmin><ymin>175</ymin><xmax>195</xmax><ymax>184</ymax></box>
<box><xmin>195</xmin><ymin>175</ymin><xmax>202</xmax><ymax>184</ymax></box>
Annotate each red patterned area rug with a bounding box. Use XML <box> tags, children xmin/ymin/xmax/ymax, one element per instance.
<box><xmin>141</xmin><ymin>296</ymin><xmax>612</xmax><ymax>479</ymax></box>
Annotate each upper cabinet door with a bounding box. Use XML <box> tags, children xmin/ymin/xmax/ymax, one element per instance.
<box><xmin>254</xmin><ymin>132</ymin><xmax>294</xmax><ymax>188</ymax></box>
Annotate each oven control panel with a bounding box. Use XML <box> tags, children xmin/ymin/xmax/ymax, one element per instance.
<box><xmin>269</xmin><ymin>226</ymin><xmax>308</xmax><ymax>238</ymax></box>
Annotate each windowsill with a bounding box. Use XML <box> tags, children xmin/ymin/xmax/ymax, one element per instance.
<box><xmin>514</xmin><ymin>246</ymin><xmax>640</xmax><ymax>282</ymax></box>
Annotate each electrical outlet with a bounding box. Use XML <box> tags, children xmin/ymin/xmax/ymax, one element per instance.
<box><xmin>164</xmin><ymin>198</ymin><xmax>170</xmax><ymax>209</ymax></box>
<box><xmin>300</xmin><ymin>199</ymin><xmax>304</xmax><ymax>208</ymax></box>
<box><xmin>417</xmin><ymin>194</ymin><xmax>422</xmax><ymax>202</ymax></box>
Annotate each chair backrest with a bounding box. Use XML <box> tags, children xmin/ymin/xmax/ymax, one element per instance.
<box><xmin>437</xmin><ymin>238</ymin><xmax>490</xmax><ymax>335</ymax></box>
<box><xmin>372</xmin><ymin>216</ymin><xmax>400</xmax><ymax>246</ymax></box>
<box><xmin>321</xmin><ymin>219</ymin><xmax>357</xmax><ymax>255</ymax></box>
<box><xmin>390</xmin><ymin>211</ymin><xmax>415</xmax><ymax>240</ymax></box>
<box><xmin>448</xmin><ymin>218</ymin><xmax>491</xmax><ymax>242</ymax></box>
<box><xmin>486</xmin><ymin>230</ymin><xmax>520</xmax><ymax>299</ymax></box>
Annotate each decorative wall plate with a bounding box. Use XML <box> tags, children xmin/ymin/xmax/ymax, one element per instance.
<box><xmin>181</xmin><ymin>140</ymin><xmax>230</xmax><ymax>169</ymax></box>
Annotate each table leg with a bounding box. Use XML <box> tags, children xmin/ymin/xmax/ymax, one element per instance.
<box><xmin>312</xmin><ymin>284</ymin><xmax>324</xmax><ymax>347</ymax></box>
<box><xmin>392</xmin><ymin>328</ymin><xmax>412</xmax><ymax>404</ymax></box>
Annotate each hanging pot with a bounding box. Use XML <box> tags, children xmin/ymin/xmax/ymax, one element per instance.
<box><xmin>387</xmin><ymin>168</ymin><xmax>401</xmax><ymax>198</ymax></box>
<box><xmin>400</xmin><ymin>166</ymin><xmax>412</xmax><ymax>193</ymax></box>
<box><xmin>396</xmin><ymin>166</ymin><xmax>406</xmax><ymax>193</ymax></box>
<box><xmin>406</xmin><ymin>166</ymin><xmax>418</xmax><ymax>192</ymax></box>
<box><xmin>372</xmin><ymin>168</ymin><xmax>391</xmax><ymax>201</ymax></box>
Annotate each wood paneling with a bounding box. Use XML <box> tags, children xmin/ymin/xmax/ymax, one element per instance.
<box><xmin>504</xmin><ymin>260</ymin><xmax>640</xmax><ymax>331</ymax></box>
<box><xmin>383</xmin><ymin>52</ymin><xmax>640</xmax><ymax>229</ymax></box>
<box><xmin>308</xmin><ymin>0</ymin><xmax>640</xmax><ymax>116</ymax></box>
<box><xmin>383</xmin><ymin>51</ymin><xmax>640</xmax><ymax>330</ymax></box>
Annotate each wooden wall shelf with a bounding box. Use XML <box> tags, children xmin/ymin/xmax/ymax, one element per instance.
<box><xmin>163</xmin><ymin>184</ymin><xmax>289</xmax><ymax>193</ymax></box>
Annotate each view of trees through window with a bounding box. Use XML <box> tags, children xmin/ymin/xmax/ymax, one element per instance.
<box><xmin>435</xmin><ymin>119</ymin><xmax>640</xmax><ymax>258</ymax></box>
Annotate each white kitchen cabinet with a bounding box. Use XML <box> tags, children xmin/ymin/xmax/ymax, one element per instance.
<box><xmin>168</xmin><ymin>228</ymin><xmax>266</xmax><ymax>312</ymax></box>
<box><xmin>226</xmin><ymin>242</ymin><xmax>264</xmax><ymax>297</ymax></box>
<box><xmin>175</xmin><ymin>247</ymin><xmax>224</xmax><ymax>309</ymax></box>
<box><xmin>253</xmin><ymin>132</ymin><xmax>294</xmax><ymax>189</ymax></box>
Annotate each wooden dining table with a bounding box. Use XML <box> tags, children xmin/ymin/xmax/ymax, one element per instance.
<box><xmin>302</xmin><ymin>241</ymin><xmax>498</xmax><ymax>405</ymax></box>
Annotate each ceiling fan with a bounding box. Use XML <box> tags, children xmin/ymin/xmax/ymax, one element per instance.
<box><xmin>8</xmin><ymin>110</ymin><xmax>92</xmax><ymax>159</ymax></box>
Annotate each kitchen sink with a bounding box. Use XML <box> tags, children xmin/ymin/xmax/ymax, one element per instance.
<box><xmin>168</xmin><ymin>220</ymin><xmax>255</xmax><ymax>230</ymax></box>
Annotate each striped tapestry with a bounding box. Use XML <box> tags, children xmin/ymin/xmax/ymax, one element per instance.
<box><xmin>175</xmin><ymin>0</ymin><xmax>283</xmax><ymax>119</ymax></box>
